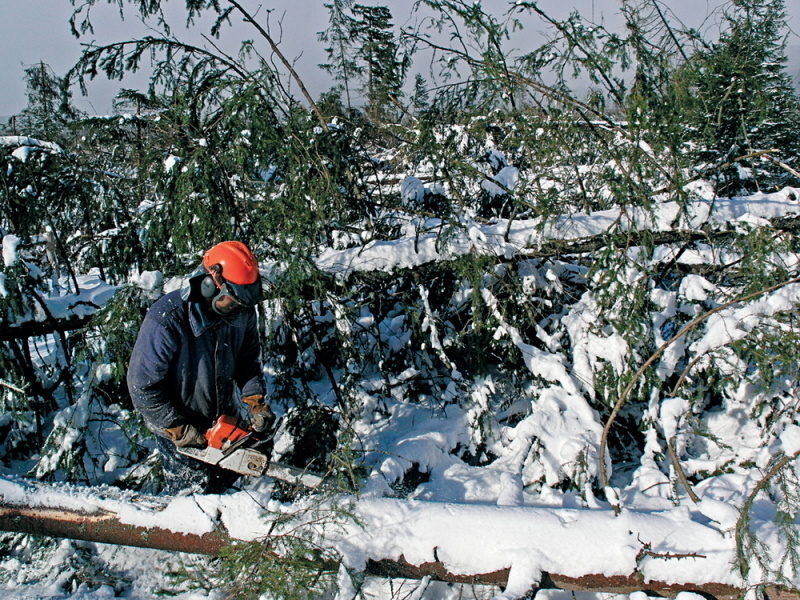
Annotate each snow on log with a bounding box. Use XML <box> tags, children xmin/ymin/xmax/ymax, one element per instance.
<box><xmin>3</xmin><ymin>476</ymin><xmax>799</xmax><ymax>599</ymax></box>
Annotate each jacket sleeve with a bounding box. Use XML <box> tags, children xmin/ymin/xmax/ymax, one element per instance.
<box><xmin>127</xmin><ymin>312</ymin><xmax>183</xmax><ymax>432</ymax></box>
<box><xmin>235</xmin><ymin>309</ymin><xmax>266</xmax><ymax>400</ymax></box>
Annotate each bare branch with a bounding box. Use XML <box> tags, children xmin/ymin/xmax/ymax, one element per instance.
<box><xmin>225</xmin><ymin>0</ymin><xmax>329</xmax><ymax>128</ymax></box>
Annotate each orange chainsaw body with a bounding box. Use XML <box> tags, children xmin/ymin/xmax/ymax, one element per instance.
<box><xmin>205</xmin><ymin>414</ymin><xmax>250</xmax><ymax>450</ymax></box>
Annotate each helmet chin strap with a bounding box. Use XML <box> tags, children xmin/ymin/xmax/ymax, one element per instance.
<box><xmin>209</xmin><ymin>296</ymin><xmax>226</xmax><ymax>316</ymax></box>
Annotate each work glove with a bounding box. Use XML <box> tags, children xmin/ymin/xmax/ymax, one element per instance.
<box><xmin>163</xmin><ymin>423</ymin><xmax>208</xmax><ymax>448</ymax></box>
<box><xmin>242</xmin><ymin>394</ymin><xmax>276</xmax><ymax>434</ymax></box>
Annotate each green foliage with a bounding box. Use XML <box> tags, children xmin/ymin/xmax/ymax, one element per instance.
<box><xmin>212</xmin><ymin>501</ymin><xmax>351</xmax><ymax>600</ymax></box>
<box><xmin>682</xmin><ymin>0</ymin><xmax>800</xmax><ymax>195</ymax></box>
<box><xmin>319</xmin><ymin>0</ymin><xmax>364</xmax><ymax>110</ymax></box>
<box><xmin>12</xmin><ymin>63</ymin><xmax>83</xmax><ymax>144</ymax></box>
<box><xmin>735</xmin><ymin>451</ymin><xmax>800</xmax><ymax>582</ymax></box>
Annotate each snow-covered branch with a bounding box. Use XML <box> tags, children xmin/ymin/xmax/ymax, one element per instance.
<box><xmin>315</xmin><ymin>188</ymin><xmax>800</xmax><ymax>278</ymax></box>
<box><xmin>0</xmin><ymin>275</ymin><xmax>117</xmax><ymax>341</ymax></box>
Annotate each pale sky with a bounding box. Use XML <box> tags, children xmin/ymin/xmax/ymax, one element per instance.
<box><xmin>0</xmin><ymin>0</ymin><xmax>798</xmax><ymax>117</ymax></box>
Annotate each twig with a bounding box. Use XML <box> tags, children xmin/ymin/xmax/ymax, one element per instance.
<box><xmin>762</xmin><ymin>152</ymin><xmax>800</xmax><ymax>180</ymax></box>
<box><xmin>667</xmin><ymin>437</ymin><xmax>700</xmax><ymax>503</ymax></box>
<box><xmin>225</xmin><ymin>0</ymin><xmax>328</xmax><ymax>129</ymax></box>
<box><xmin>0</xmin><ymin>380</ymin><xmax>26</xmax><ymax>395</ymax></box>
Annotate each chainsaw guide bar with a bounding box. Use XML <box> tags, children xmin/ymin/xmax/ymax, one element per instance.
<box><xmin>177</xmin><ymin>445</ymin><xmax>325</xmax><ymax>489</ymax></box>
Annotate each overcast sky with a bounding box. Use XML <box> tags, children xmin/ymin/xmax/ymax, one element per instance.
<box><xmin>1</xmin><ymin>0</ymin><xmax>798</xmax><ymax>118</ymax></box>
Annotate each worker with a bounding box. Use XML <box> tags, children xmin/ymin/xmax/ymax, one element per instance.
<box><xmin>127</xmin><ymin>241</ymin><xmax>275</xmax><ymax>494</ymax></box>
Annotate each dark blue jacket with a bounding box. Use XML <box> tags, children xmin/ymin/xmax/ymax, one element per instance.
<box><xmin>127</xmin><ymin>288</ymin><xmax>265</xmax><ymax>436</ymax></box>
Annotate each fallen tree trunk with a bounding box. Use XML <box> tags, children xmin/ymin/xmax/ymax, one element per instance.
<box><xmin>0</xmin><ymin>500</ymin><xmax>742</xmax><ymax>597</ymax></box>
<box><xmin>4</xmin><ymin>192</ymin><xmax>799</xmax><ymax>342</ymax></box>
<box><xmin>315</xmin><ymin>189</ymin><xmax>800</xmax><ymax>280</ymax></box>
<box><xmin>2</xmin><ymin>480</ymin><xmax>797</xmax><ymax>600</ymax></box>
<box><xmin>364</xmin><ymin>556</ymin><xmax>755</xmax><ymax>599</ymax></box>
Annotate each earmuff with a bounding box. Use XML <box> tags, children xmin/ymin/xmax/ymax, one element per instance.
<box><xmin>200</xmin><ymin>264</ymin><xmax>223</xmax><ymax>298</ymax></box>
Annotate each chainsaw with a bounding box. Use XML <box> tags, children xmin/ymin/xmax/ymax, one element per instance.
<box><xmin>176</xmin><ymin>415</ymin><xmax>325</xmax><ymax>489</ymax></box>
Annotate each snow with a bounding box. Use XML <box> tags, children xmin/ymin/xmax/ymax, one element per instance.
<box><xmin>2</xmin><ymin>233</ymin><xmax>19</xmax><ymax>267</ymax></box>
<box><xmin>0</xmin><ymin>136</ymin><xmax>64</xmax><ymax>155</ymax></box>
<box><xmin>164</xmin><ymin>154</ymin><xmax>183</xmax><ymax>172</ymax></box>
<box><xmin>3</xmin><ymin>174</ymin><xmax>800</xmax><ymax>598</ymax></box>
<box><xmin>2</xmin><ymin>270</ymin><xmax>118</xmax><ymax>329</ymax></box>
<box><xmin>780</xmin><ymin>425</ymin><xmax>800</xmax><ymax>456</ymax></box>
<box><xmin>482</xmin><ymin>166</ymin><xmax>520</xmax><ymax>196</ymax></box>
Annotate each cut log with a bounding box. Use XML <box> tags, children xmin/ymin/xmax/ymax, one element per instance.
<box><xmin>0</xmin><ymin>503</ymin><xmax>228</xmax><ymax>555</ymax></box>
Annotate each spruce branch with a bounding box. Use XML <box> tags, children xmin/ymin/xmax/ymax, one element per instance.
<box><xmin>646</xmin><ymin>0</ymin><xmax>690</xmax><ymax>62</ymax></box>
<box><xmin>402</xmin><ymin>28</ymin><xmax>675</xmax><ymax>189</ymax></box>
<box><xmin>735</xmin><ymin>449</ymin><xmax>800</xmax><ymax>581</ymax></box>
<box><xmin>517</xmin><ymin>3</ymin><xmax>626</xmax><ymax>106</ymax></box>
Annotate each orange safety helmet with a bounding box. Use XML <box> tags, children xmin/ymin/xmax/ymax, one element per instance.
<box><xmin>201</xmin><ymin>241</ymin><xmax>261</xmax><ymax>307</ymax></box>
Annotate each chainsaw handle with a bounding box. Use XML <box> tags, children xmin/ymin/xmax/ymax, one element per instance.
<box><xmin>221</xmin><ymin>430</ymin><xmax>256</xmax><ymax>457</ymax></box>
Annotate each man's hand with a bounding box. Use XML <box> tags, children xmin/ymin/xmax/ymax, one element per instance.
<box><xmin>242</xmin><ymin>394</ymin><xmax>276</xmax><ymax>434</ymax></box>
<box><xmin>250</xmin><ymin>408</ymin><xmax>276</xmax><ymax>433</ymax></box>
<box><xmin>164</xmin><ymin>423</ymin><xmax>208</xmax><ymax>448</ymax></box>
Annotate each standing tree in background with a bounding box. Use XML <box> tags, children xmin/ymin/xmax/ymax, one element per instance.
<box><xmin>319</xmin><ymin>0</ymin><xmax>362</xmax><ymax>111</ymax></box>
<box><xmin>684</xmin><ymin>0</ymin><xmax>800</xmax><ymax>196</ymax></box>
<box><xmin>10</xmin><ymin>63</ymin><xmax>83</xmax><ymax>144</ymax></box>
<box><xmin>350</xmin><ymin>4</ymin><xmax>409</xmax><ymax>121</ymax></box>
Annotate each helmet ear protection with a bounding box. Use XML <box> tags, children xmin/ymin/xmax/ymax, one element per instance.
<box><xmin>200</xmin><ymin>264</ymin><xmax>223</xmax><ymax>299</ymax></box>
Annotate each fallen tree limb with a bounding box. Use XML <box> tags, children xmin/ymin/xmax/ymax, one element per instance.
<box><xmin>0</xmin><ymin>313</ymin><xmax>95</xmax><ymax>342</ymax></box>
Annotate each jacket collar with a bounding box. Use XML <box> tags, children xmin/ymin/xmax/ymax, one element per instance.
<box><xmin>189</xmin><ymin>301</ymin><xmax>217</xmax><ymax>336</ymax></box>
